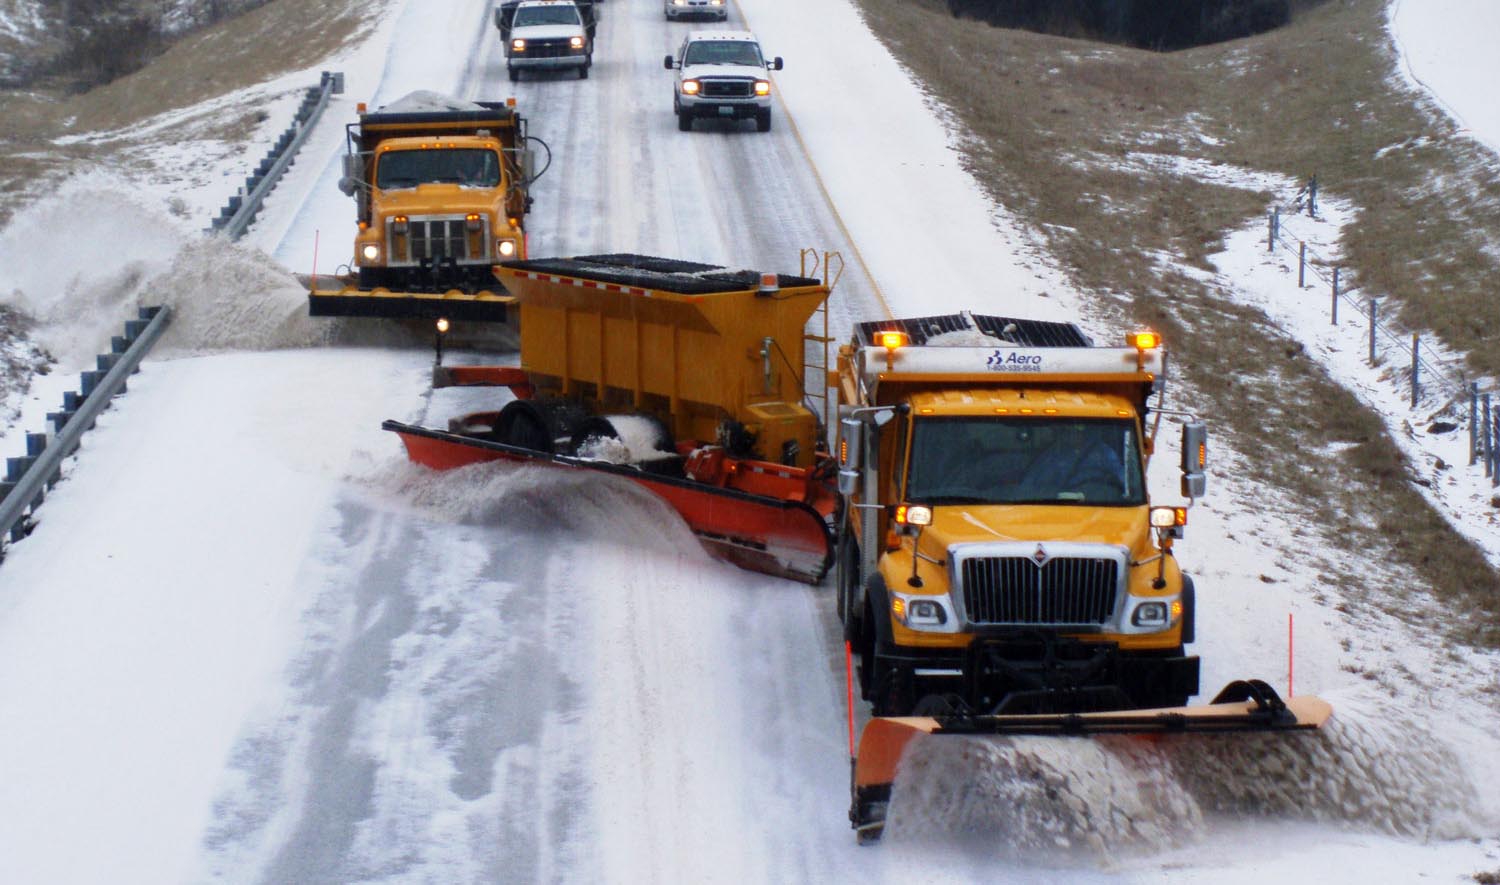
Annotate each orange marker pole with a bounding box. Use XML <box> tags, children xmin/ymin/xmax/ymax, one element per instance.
<box><xmin>1288</xmin><ymin>612</ymin><xmax>1295</xmax><ymax>698</ymax></box>
<box><xmin>845</xmin><ymin>641</ymin><xmax>856</xmax><ymax>760</ymax></box>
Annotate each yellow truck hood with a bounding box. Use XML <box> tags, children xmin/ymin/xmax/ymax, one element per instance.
<box><xmin>923</xmin><ymin>504</ymin><xmax>1149</xmax><ymax>555</ymax></box>
<box><xmin>374</xmin><ymin>185</ymin><xmax>502</xmax><ymax>215</ymax></box>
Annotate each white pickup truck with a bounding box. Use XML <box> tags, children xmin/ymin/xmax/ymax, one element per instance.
<box><xmin>498</xmin><ymin>0</ymin><xmax>595</xmax><ymax>82</ymax></box>
<box><xmin>664</xmin><ymin>30</ymin><xmax>784</xmax><ymax>132</ymax></box>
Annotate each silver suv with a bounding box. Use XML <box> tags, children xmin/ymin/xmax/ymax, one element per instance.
<box><xmin>664</xmin><ymin>31</ymin><xmax>784</xmax><ymax>132</ymax></box>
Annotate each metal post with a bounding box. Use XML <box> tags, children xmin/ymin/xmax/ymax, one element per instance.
<box><xmin>1484</xmin><ymin>394</ymin><xmax>1493</xmax><ymax>478</ymax></box>
<box><xmin>1307</xmin><ymin>175</ymin><xmax>1318</xmax><ymax>217</ymax></box>
<box><xmin>1268</xmin><ymin>208</ymin><xmax>1279</xmax><ymax>252</ymax></box>
<box><xmin>1368</xmin><ymin>299</ymin><xmax>1378</xmax><ymax>364</ymax></box>
<box><xmin>1331</xmin><ymin>268</ymin><xmax>1340</xmax><ymax>324</ymax></box>
<box><xmin>1473</xmin><ymin>383</ymin><xmax>1481</xmax><ymax>466</ymax></box>
<box><xmin>1492</xmin><ymin>408</ymin><xmax>1499</xmax><ymax>486</ymax></box>
<box><xmin>1298</xmin><ymin>242</ymin><xmax>1306</xmax><ymax>288</ymax></box>
<box><xmin>1411</xmin><ymin>334</ymin><xmax>1420</xmax><ymax>407</ymax></box>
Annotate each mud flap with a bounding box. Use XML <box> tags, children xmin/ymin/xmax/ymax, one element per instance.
<box><xmin>384</xmin><ymin>420</ymin><xmax>834</xmax><ymax>583</ymax></box>
<box><xmin>849</xmin><ymin>682</ymin><xmax>1332</xmax><ymax>842</ymax></box>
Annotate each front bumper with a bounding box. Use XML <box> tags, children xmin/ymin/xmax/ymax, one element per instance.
<box><xmin>679</xmin><ymin>98</ymin><xmax>766</xmax><ymax>120</ymax></box>
<box><xmin>509</xmin><ymin>52</ymin><xmax>588</xmax><ymax>70</ymax></box>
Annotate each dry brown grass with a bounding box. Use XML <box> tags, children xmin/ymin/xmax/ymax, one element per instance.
<box><xmin>0</xmin><ymin>0</ymin><xmax>381</xmax><ymax>227</ymax></box>
<box><xmin>852</xmin><ymin>0</ymin><xmax>1500</xmax><ymax>644</ymax></box>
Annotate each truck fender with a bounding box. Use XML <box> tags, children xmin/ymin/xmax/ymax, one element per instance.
<box><xmin>1180</xmin><ymin>573</ymin><xmax>1196</xmax><ymax>645</ymax></box>
<box><xmin>865</xmin><ymin>572</ymin><xmax>893</xmax><ymax>647</ymax></box>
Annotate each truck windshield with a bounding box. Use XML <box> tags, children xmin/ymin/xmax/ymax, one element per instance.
<box><xmin>375</xmin><ymin>149</ymin><xmax>501</xmax><ymax>189</ymax></box>
<box><xmin>906</xmin><ymin>417</ymin><xmax>1146</xmax><ymax>506</ymax></box>
<box><xmin>683</xmin><ymin>41</ymin><xmax>764</xmax><ymax>67</ymax></box>
<box><xmin>513</xmin><ymin>6</ymin><xmax>580</xmax><ymax>26</ymax></box>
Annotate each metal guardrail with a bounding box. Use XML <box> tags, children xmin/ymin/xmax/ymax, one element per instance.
<box><xmin>2</xmin><ymin>70</ymin><xmax>345</xmax><ymax>563</ymax></box>
<box><xmin>209</xmin><ymin>70</ymin><xmax>345</xmax><ymax>240</ymax></box>
<box><xmin>0</xmin><ymin>306</ymin><xmax>171</xmax><ymax>556</ymax></box>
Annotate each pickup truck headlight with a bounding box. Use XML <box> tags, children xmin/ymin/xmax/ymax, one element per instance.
<box><xmin>570</xmin><ymin>35</ymin><xmax>584</xmax><ymax>49</ymax></box>
<box><xmin>511</xmin><ymin>38</ymin><xmax>526</xmax><ymax>51</ymax></box>
<box><xmin>681</xmin><ymin>79</ymin><xmax>701</xmax><ymax>95</ymax></box>
<box><xmin>754</xmin><ymin>80</ymin><xmax>771</xmax><ymax>96</ymax></box>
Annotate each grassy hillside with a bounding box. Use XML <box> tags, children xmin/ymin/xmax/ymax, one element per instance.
<box><xmin>850</xmin><ymin>0</ymin><xmax>1500</xmax><ymax>645</ymax></box>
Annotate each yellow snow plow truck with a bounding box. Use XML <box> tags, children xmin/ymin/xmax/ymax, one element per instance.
<box><xmin>832</xmin><ymin>313</ymin><xmax>1331</xmax><ymax>840</ymax></box>
<box><xmin>308</xmin><ymin>91</ymin><xmax>545</xmax><ymax>321</ymax></box>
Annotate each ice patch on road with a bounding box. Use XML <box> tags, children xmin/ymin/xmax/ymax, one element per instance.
<box><xmin>884</xmin><ymin>692</ymin><xmax>1486</xmax><ymax>860</ymax></box>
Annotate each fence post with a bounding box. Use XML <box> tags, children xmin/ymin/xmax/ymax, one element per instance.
<box><xmin>1473</xmin><ymin>383</ymin><xmax>1481</xmax><ymax>466</ymax></box>
<box><xmin>1331</xmin><ymin>268</ymin><xmax>1340</xmax><ymax>324</ymax></box>
<box><xmin>1268</xmin><ymin>208</ymin><xmax>1279</xmax><ymax>252</ymax></box>
<box><xmin>1368</xmin><ymin>299</ymin><xmax>1378</xmax><ymax>364</ymax></box>
<box><xmin>1298</xmin><ymin>242</ymin><xmax>1306</xmax><ymax>288</ymax></box>
<box><xmin>1410</xmin><ymin>334</ymin><xmax>1420</xmax><ymax>407</ymax></box>
<box><xmin>1308</xmin><ymin>175</ymin><xmax>1318</xmax><ymax>217</ymax></box>
<box><xmin>1492</xmin><ymin>408</ymin><xmax>1499</xmax><ymax>486</ymax></box>
<box><xmin>1485</xmin><ymin>394</ymin><xmax>1493</xmax><ymax>478</ymax></box>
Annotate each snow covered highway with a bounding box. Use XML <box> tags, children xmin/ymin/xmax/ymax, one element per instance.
<box><xmin>1</xmin><ymin>0</ymin><xmax>1499</xmax><ymax>882</ymax></box>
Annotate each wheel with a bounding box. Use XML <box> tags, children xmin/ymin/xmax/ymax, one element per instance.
<box><xmin>579</xmin><ymin>64</ymin><xmax>589</xmax><ymax>79</ymax></box>
<box><xmin>493</xmin><ymin>399</ymin><xmax>590</xmax><ymax>453</ymax></box>
<box><xmin>755</xmin><ymin>108</ymin><xmax>772</xmax><ymax>132</ymax></box>
<box><xmin>837</xmin><ymin>536</ymin><xmax>864</xmax><ymax>643</ymax></box>
<box><xmin>508</xmin><ymin>66</ymin><xmax>519</xmax><ymax>82</ymax></box>
<box><xmin>677</xmin><ymin>109</ymin><xmax>692</xmax><ymax>131</ymax></box>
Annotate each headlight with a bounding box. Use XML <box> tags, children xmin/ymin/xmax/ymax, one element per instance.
<box><xmin>710</xmin><ymin>0</ymin><xmax>722</xmax><ymax>4</ymax></box>
<box><xmin>681</xmin><ymin>79</ymin><xmax>700</xmax><ymax>95</ymax></box>
<box><xmin>511</xmin><ymin>38</ymin><xmax>526</xmax><ymax>51</ymax></box>
<box><xmin>1131</xmin><ymin>601</ymin><xmax>1169</xmax><ymax>627</ymax></box>
<box><xmin>891</xmin><ymin>592</ymin><xmax>955</xmax><ymax>632</ymax></box>
<box><xmin>673</xmin><ymin>0</ymin><xmax>686</xmax><ymax>5</ymax></box>
<box><xmin>497</xmin><ymin>239</ymin><xmax>517</xmax><ymax>257</ymax></box>
<box><xmin>360</xmin><ymin>243</ymin><xmax>380</xmax><ymax>262</ymax></box>
<box><xmin>754</xmin><ymin>80</ymin><xmax>771</xmax><ymax>96</ymax></box>
<box><xmin>570</xmin><ymin>35</ymin><xmax>584</xmax><ymax>49</ymax></box>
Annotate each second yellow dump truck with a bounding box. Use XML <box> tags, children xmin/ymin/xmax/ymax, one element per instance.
<box><xmin>833</xmin><ymin>313</ymin><xmax>1207</xmax><ymax>717</ymax></box>
<box><xmin>310</xmin><ymin>91</ymin><xmax>544</xmax><ymax>321</ymax></box>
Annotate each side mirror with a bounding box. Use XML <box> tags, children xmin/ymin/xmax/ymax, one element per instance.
<box><xmin>771</xmin><ymin>56</ymin><xmax>784</xmax><ymax>71</ymax></box>
<box><xmin>837</xmin><ymin>417</ymin><xmax>863</xmax><ymax>496</ymax></box>
<box><xmin>1180</xmin><ymin>421</ymin><xmax>1207</xmax><ymax>499</ymax></box>
<box><xmin>663</xmin><ymin>54</ymin><xmax>675</xmax><ymax>70</ymax></box>
<box><xmin>337</xmin><ymin>177</ymin><xmax>356</xmax><ymax>197</ymax></box>
<box><xmin>494</xmin><ymin>8</ymin><xmax>504</xmax><ymax>29</ymax></box>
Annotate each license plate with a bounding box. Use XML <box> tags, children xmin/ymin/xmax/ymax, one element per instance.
<box><xmin>717</xmin><ymin>106</ymin><xmax>734</xmax><ymax>116</ymax></box>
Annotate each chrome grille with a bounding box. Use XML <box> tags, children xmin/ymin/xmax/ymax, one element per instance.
<box><xmin>408</xmin><ymin>219</ymin><xmax>468</xmax><ymax>262</ymax></box>
<box><xmin>701</xmin><ymin>79</ymin><xmax>752</xmax><ymax>98</ymax></box>
<box><xmin>522</xmin><ymin>38</ymin><xmax>576</xmax><ymax>58</ymax></box>
<box><xmin>960</xmin><ymin>555</ymin><xmax>1119</xmax><ymax>625</ymax></box>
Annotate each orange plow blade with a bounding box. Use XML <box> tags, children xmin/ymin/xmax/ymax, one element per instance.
<box><xmin>384</xmin><ymin>420</ymin><xmax>835</xmax><ymax>583</ymax></box>
<box><xmin>849</xmin><ymin>680</ymin><xmax>1332</xmax><ymax>842</ymax></box>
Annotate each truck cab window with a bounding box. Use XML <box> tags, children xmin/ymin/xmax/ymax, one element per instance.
<box><xmin>376</xmin><ymin>149</ymin><xmax>501</xmax><ymax>189</ymax></box>
<box><xmin>906</xmin><ymin>416</ymin><xmax>1144</xmax><ymax>506</ymax></box>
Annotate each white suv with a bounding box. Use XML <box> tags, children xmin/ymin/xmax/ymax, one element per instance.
<box><xmin>664</xmin><ymin>31</ymin><xmax>783</xmax><ymax>133</ymax></box>
<box><xmin>498</xmin><ymin>0</ymin><xmax>594</xmax><ymax>82</ymax></box>
<box><xmin>664</xmin><ymin>0</ymin><xmax>726</xmax><ymax>21</ymax></box>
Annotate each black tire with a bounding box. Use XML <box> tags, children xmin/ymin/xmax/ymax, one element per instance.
<box><xmin>755</xmin><ymin>108</ymin><xmax>772</xmax><ymax>132</ymax></box>
<box><xmin>493</xmin><ymin>398</ymin><xmax>590</xmax><ymax>453</ymax></box>
<box><xmin>838</xmin><ymin>536</ymin><xmax>863</xmax><ymax>644</ymax></box>
<box><xmin>508</xmin><ymin>66</ymin><xmax>519</xmax><ymax>82</ymax></box>
<box><xmin>677</xmin><ymin>109</ymin><xmax>692</xmax><ymax>131</ymax></box>
<box><xmin>579</xmin><ymin>64</ymin><xmax>589</xmax><ymax>80</ymax></box>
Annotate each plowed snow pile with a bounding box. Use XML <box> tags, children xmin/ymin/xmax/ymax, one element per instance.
<box><xmin>363</xmin><ymin>458</ymin><xmax>711</xmax><ymax>562</ymax></box>
<box><xmin>884</xmin><ymin>692</ymin><xmax>1484</xmax><ymax>860</ymax></box>
<box><xmin>0</xmin><ymin>177</ymin><xmax>429</xmax><ymax>367</ymax></box>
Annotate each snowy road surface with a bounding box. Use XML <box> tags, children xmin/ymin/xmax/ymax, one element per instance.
<box><xmin>0</xmin><ymin>0</ymin><xmax>1498</xmax><ymax>882</ymax></box>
